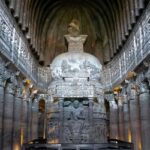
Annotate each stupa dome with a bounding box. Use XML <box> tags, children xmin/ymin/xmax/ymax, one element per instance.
<box><xmin>51</xmin><ymin>50</ymin><xmax>102</xmax><ymax>80</ymax></box>
<box><xmin>50</xmin><ymin>19</ymin><xmax>102</xmax><ymax>81</ymax></box>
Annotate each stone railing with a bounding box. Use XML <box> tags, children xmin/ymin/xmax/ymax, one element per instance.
<box><xmin>103</xmin><ymin>3</ymin><xmax>150</xmax><ymax>90</ymax></box>
<box><xmin>38</xmin><ymin>67</ymin><xmax>51</xmax><ymax>88</ymax></box>
<box><xmin>0</xmin><ymin>1</ymin><xmax>48</xmax><ymax>88</ymax></box>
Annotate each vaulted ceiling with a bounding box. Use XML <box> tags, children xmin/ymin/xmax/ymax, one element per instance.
<box><xmin>4</xmin><ymin>0</ymin><xmax>148</xmax><ymax>66</ymax></box>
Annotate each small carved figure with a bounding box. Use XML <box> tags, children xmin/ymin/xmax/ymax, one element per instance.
<box><xmin>63</xmin><ymin>99</ymin><xmax>88</xmax><ymax>143</ymax></box>
<box><xmin>68</xmin><ymin>19</ymin><xmax>80</xmax><ymax>36</ymax></box>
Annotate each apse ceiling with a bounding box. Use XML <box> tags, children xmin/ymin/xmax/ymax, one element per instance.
<box><xmin>4</xmin><ymin>0</ymin><xmax>148</xmax><ymax>65</ymax></box>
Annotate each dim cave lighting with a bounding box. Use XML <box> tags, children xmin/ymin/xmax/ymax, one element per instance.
<box><xmin>14</xmin><ymin>144</ymin><xmax>20</xmax><ymax>150</ymax></box>
<box><xmin>29</xmin><ymin>83</ymin><xmax>33</xmax><ymax>88</ymax></box>
<box><xmin>126</xmin><ymin>71</ymin><xmax>136</xmax><ymax>79</ymax></box>
<box><xmin>32</xmin><ymin>89</ymin><xmax>38</xmax><ymax>94</ymax></box>
<box><xmin>21</xmin><ymin>128</ymin><xmax>24</xmax><ymax>146</ymax></box>
<box><xmin>48</xmin><ymin>139</ymin><xmax>59</xmax><ymax>144</ymax></box>
<box><xmin>128</xmin><ymin>131</ymin><xmax>132</xmax><ymax>142</ymax></box>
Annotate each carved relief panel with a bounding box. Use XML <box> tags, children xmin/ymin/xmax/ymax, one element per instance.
<box><xmin>47</xmin><ymin>98</ymin><xmax>107</xmax><ymax>144</ymax></box>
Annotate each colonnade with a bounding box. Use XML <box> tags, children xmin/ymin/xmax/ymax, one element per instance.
<box><xmin>0</xmin><ymin>57</ymin><xmax>39</xmax><ymax>150</ymax></box>
<box><xmin>108</xmin><ymin>67</ymin><xmax>150</xmax><ymax>150</ymax></box>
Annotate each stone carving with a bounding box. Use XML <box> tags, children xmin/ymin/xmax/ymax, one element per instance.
<box><xmin>67</xmin><ymin>19</ymin><xmax>80</xmax><ymax>36</ymax></box>
<box><xmin>145</xmin><ymin>66</ymin><xmax>150</xmax><ymax>86</ymax></box>
<box><xmin>48</xmin><ymin>20</ymin><xmax>107</xmax><ymax>144</ymax></box>
<box><xmin>136</xmin><ymin>73</ymin><xmax>149</xmax><ymax>94</ymax></box>
<box><xmin>0</xmin><ymin>11</ymin><xmax>43</xmax><ymax>88</ymax></box>
<box><xmin>15</xmin><ymin>87</ymin><xmax>23</xmax><ymax>98</ymax></box>
<box><xmin>126</xmin><ymin>79</ymin><xmax>138</xmax><ymax>100</ymax></box>
<box><xmin>102</xmin><ymin>14</ymin><xmax>150</xmax><ymax>89</ymax></box>
<box><xmin>63</xmin><ymin>99</ymin><xmax>89</xmax><ymax>143</ymax></box>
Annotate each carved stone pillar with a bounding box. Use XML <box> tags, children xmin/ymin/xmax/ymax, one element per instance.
<box><xmin>0</xmin><ymin>76</ymin><xmax>5</xmax><ymax>149</ymax></box>
<box><xmin>3</xmin><ymin>82</ymin><xmax>15</xmax><ymax>150</ymax></box>
<box><xmin>109</xmin><ymin>99</ymin><xmax>119</xmax><ymax>139</ymax></box>
<box><xmin>138</xmin><ymin>76</ymin><xmax>150</xmax><ymax>150</ymax></box>
<box><xmin>21</xmin><ymin>97</ymin><xmax>28</xmax><ymax>143</ymax></box>
<box><xmin>123</xmin><ymin>94</ymin><xmax>131</xmax><ymax>142</ymax></box>
<box><xmin>127</xmin><ymin>82</ymin><xmax>141</xmax><ymax>150</ymax></box>
<box><xmin>59</xmin><ymin>97</ymin><xmax>64</xmax><ymax>143</ymax></box>
<box><xmin>27</xmin><ymin>97</ymin><xmax>32</xmax><ymax>141</ymax></box>
<box><xmin>12</xmin><ymin>87</ymin><xmax>22</xmax><ymax>150</ymax></box>
<box><xmin>31</xmin><ymin>98</ymin><xmax>38</xmax><ymax>140</ymax></box>
<box><xmin>118</xmin><ymin>96</ymin><xmax>125</xmax><ymax>141</ymax></box>
<box><xmin>89</xmin><ymin>98</ymin><xmax>94</xmax><ymax>143</ymax></box>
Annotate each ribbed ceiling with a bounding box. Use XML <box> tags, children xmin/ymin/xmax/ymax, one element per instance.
<box><xmin>4</xmin><ymin>0</ymin><xmax>148</xmax><ymax>65</ymax></box>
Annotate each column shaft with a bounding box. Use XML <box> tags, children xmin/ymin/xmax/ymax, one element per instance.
<box><xmin>118</xmin><ymin>105</ymin><xmax>125</xmax><ymax>140</ymax></box>
<box><xmin>31</xmin><ymin>99</ymin><xmax>38</xmax><ymax>140</ymax></box>
<box><xmin>27</xmin><ymin>99</ymin><xmax>32</xmax><ymax>141</ymax></box>
<box><xmin>3</xmin><ymin>83</ymin><xmax>15</xmax><ymax>150</ymax></box>
<box><xmin>0</xmin><ymin>80</ymin><xmax>4</xmax><ymax>149</ymax></box>
<box><xmin>59</xmin><ymin>98</ymin><xmax>64</xmax><ymax>143</ymax></box>
<box><xmin>12</xmin><ymin>94</ymin><xmax>22</xmax><ymax>150</ymax></box>
<box><xmin>139</xmin><ymin>92</ymin><xmax>150</xmax><ymax>150</ymax></box>
<box><xmin>109</xmin><ymin>101</ymin><xmax>119</xmax><ymax>139</ymax></box>
<box><xmin>123</xmin><ymin>102</ymin><xmax>131</xmax><ymax>142</ymax></box>
<box><xmin>21</xmin><ymin>99</ymin><xmax>28</xmax><ymax>143</ymax></box>
<box><xmin>129</xmin><ymin>94</ymin><xmax>141</xmax><ymax>150</ymax></box>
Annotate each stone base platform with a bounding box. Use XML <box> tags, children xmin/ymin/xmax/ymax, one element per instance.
<box><xmin>22</xmin><ymin>139</ymin><xmax>133</xmax><ymax>150</ymax></box>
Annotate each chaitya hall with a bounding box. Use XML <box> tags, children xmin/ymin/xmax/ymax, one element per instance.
<box><xmin>0</xmin><ymin>0</ymin><xmax>150</xmax><ymax>150</ymax></box>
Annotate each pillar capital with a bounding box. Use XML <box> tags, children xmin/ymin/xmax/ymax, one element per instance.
<box><xmin>109</xmin><ymin>99</ymin><xmax>118</xmax><ymax>109</ymax></box>
<box><xmin>126</xmin><ymin>81</ymin><xmax>139</xmax><ymax>100</ymax></box>
<box><xmin>0</xmin><ymin>76</ymin><xmax>6</xmax><ymax>87</ymax></box>
<box><xmin>118</xmin><ymin>96</ymin><xmax>123</xmax><ymax>106</ymax></box>
<box><xmin>15</xmin><ymin>87</ymin><xmax>23</xmax><ymax>98</ymax></box>
<box><xmin>5</xmin><ymin>82</ymin><xmax>16</xmax><ymax>94</ymax></box>
<box><xmin>145</xmin><ymin>66</ymin><xmax>150</xmax><ymax>86</ymax></box>
<box><xmin>136</xmin><ymin>72</ymin><xmax>149</xmax><ymax>94</ymax></box>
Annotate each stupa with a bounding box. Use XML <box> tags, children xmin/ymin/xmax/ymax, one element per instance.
<box><xmin>48</xmin><ymin>19</ymin><xmax>107</xmax><ymax>144</ymax></box>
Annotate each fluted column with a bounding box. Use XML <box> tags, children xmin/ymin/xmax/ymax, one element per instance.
<box><xmin>3</xmin><ymin>82</ymin><xmax>15</xmax><ymax>150</ymax></box>
<box><xmin>127</xmin><ymin>82</ymin><xmax>141</xmax><ymax>150</ymax></box>
<box><xmin>123</xmin><ymin>93</ymin><xmax>131</xmax><ymax>142</ymax></box>
<box><xmin>0</xmin><ymin>76</ymin><xmax>5</xmax><ymax>149</ymax></box>
<box><xmin>12</xmin><ymin>87</ymin><xmax>22</xmax><ymax>150</ymax></box>
<box><xmin>89</xmin><ymin>98</ymin><xmax>94</xmax><ymax>143</ymax></box>
<box><xmin>118</xmin><ymin>96</ymin><xmax>125</xmax><ymax>141</ymax></box>
<box><xmin>59</xmin><ymin>97</ymin><xmax>64</xmax><ymax>143</ymax></box>
<box><xmin>109</xmin><ymin>99</ymin><xmax>119</xmax><ymax>139</ymax></box>
<box><xmin>31</xmin><ymin>98</ymin><xmax>38</xmax><ymax>140</ymax></box>
<box><xmin>27</xmin><ymin>97</ymin><xmax>32</xmax><ymax>141</ymax></box>
<box><xmin>138</xmin><ymin>76</ymin><xmax>150</xmax><ymax>150</ymax></box>
<box><xmin>21</xmin><ymin>97</ymin><xmax>28</xmax><ymax>143</ymax></box>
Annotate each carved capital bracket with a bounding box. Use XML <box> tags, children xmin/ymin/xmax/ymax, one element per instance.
<box><xmin>5</xmin><ymin>82</ymin><xmax>16</xmax><ymax>94</ymax></box>
<box><xmin>136</xmin><ymin>72</ymin><xmax>149</xmax><ymax>94</ymax></box>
